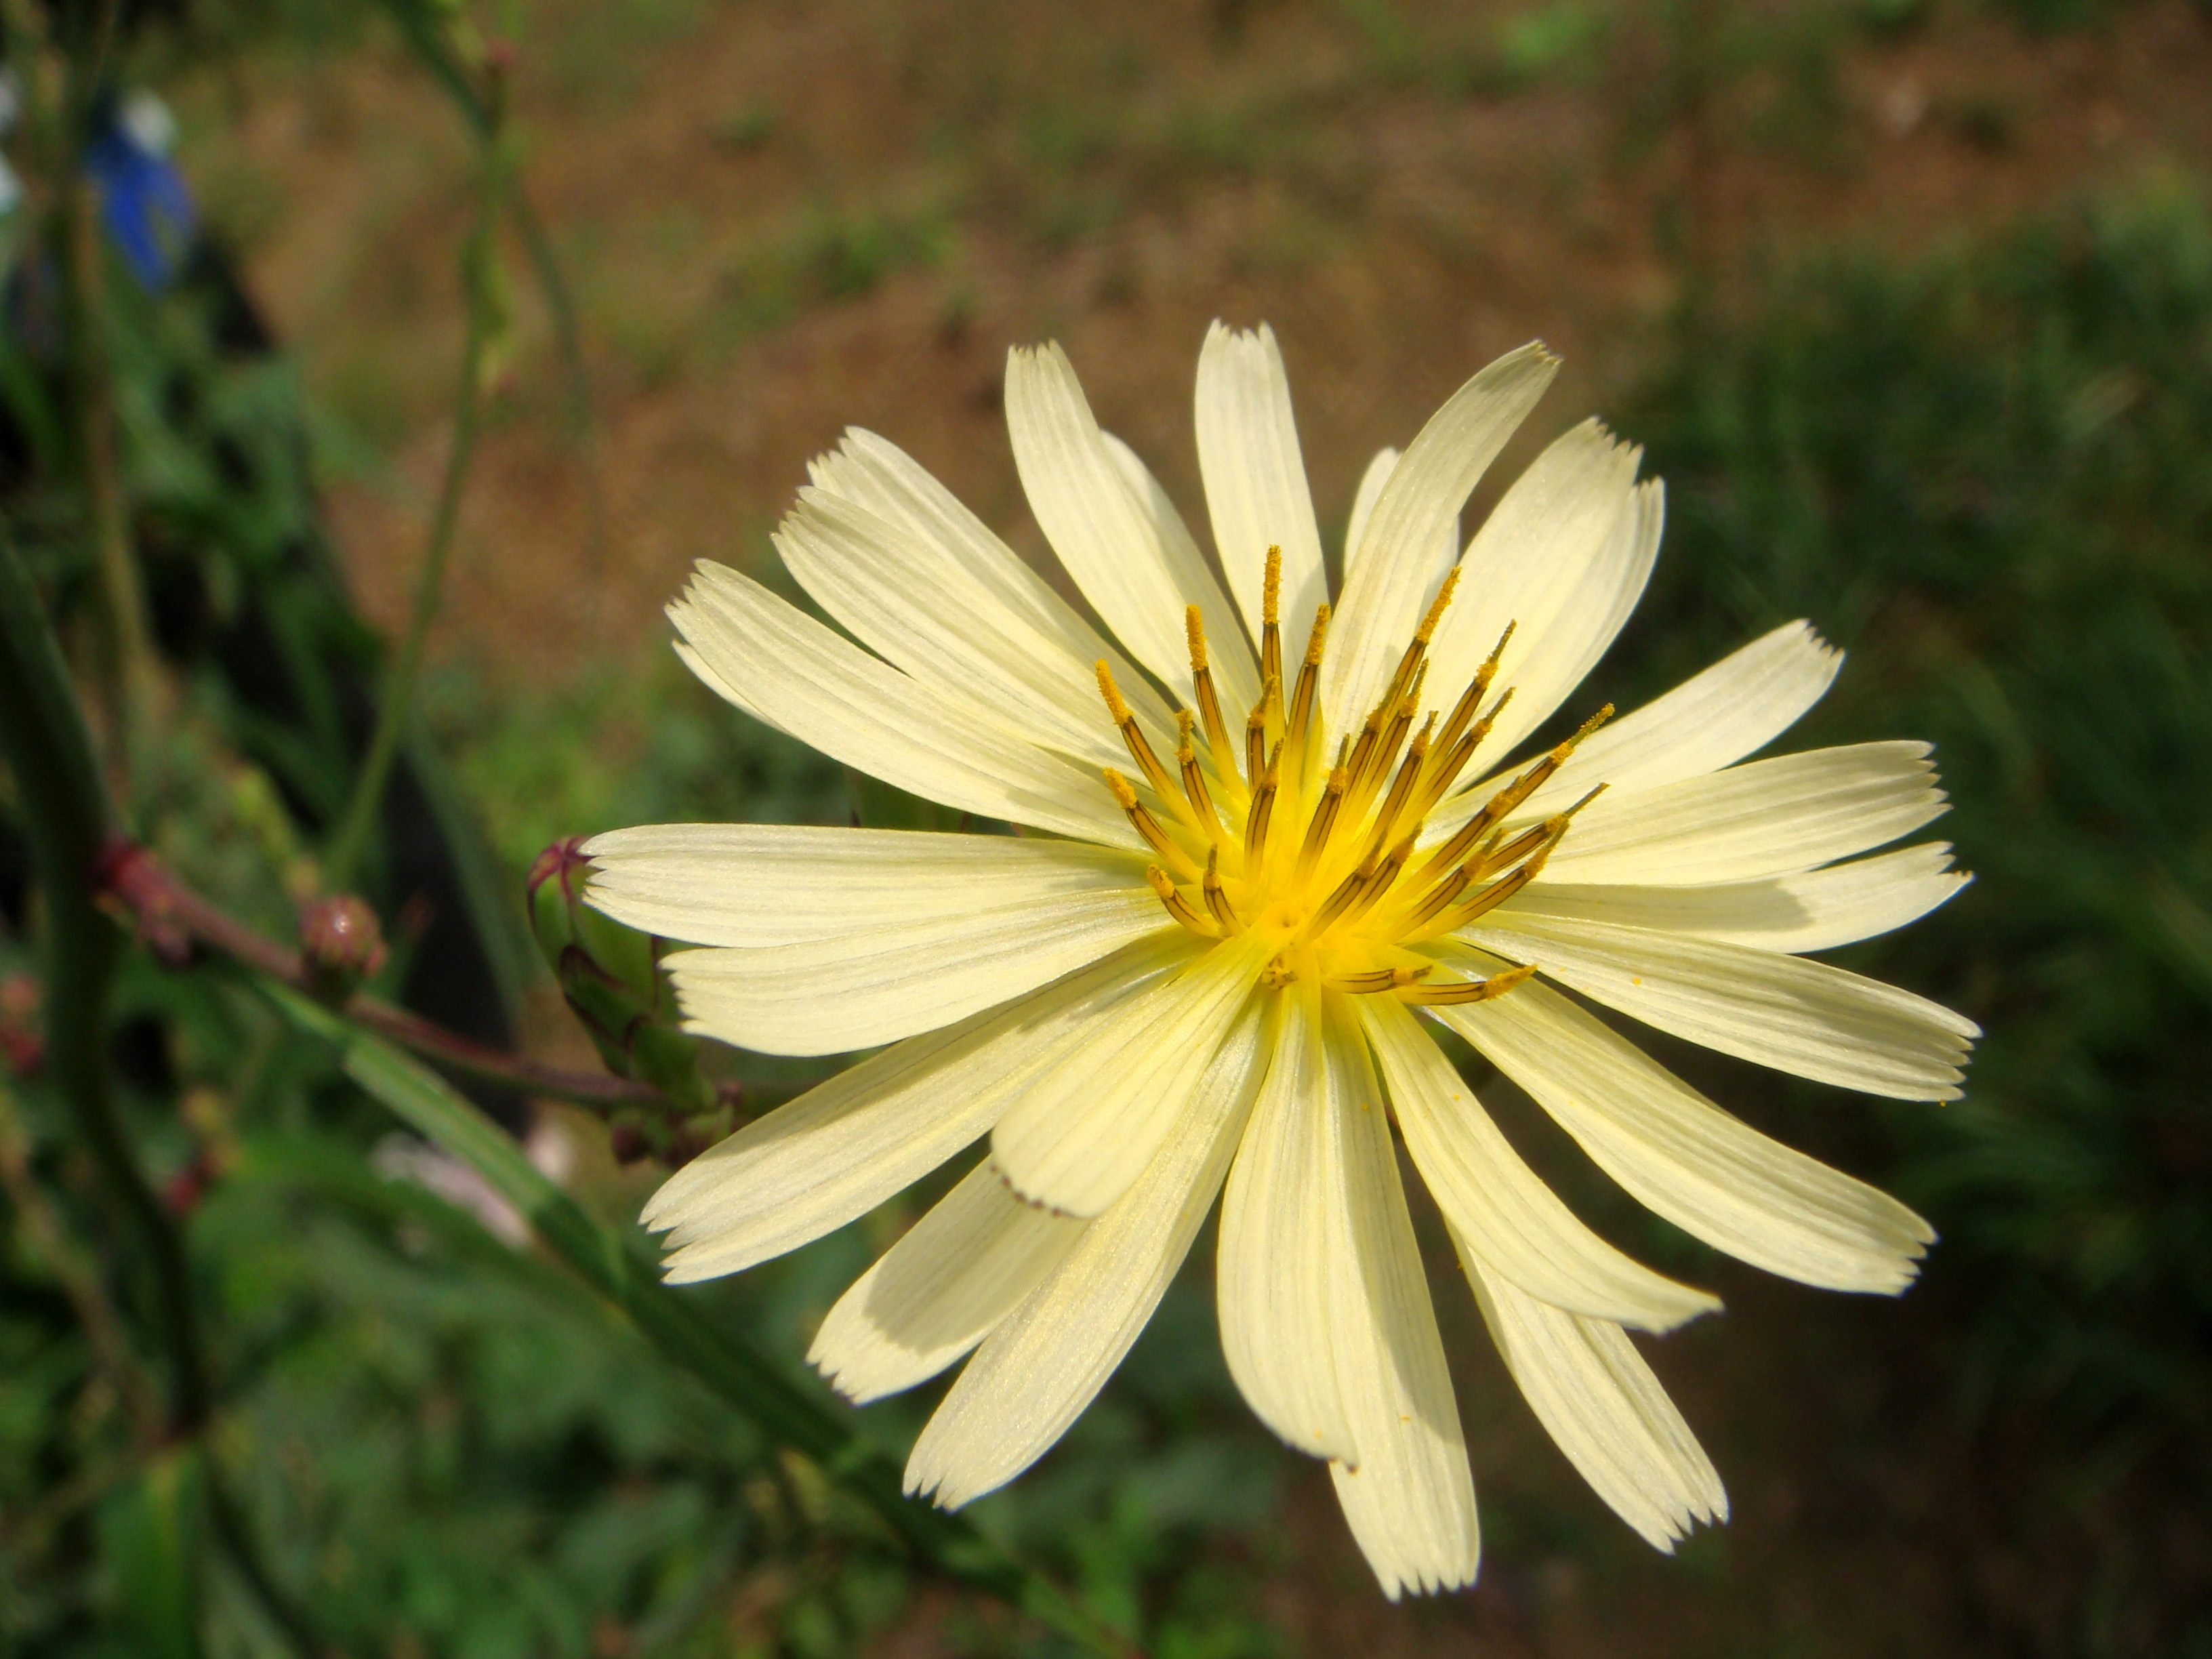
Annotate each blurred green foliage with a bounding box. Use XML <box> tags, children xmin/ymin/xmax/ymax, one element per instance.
<box><xmin>6</xmin><ymin>0</ymin><xmax>2212</xmax><ymax>1647</ymax></box>
<box><xmin>1618</xmin><ymin>180</ymin><xmax>2212</xmax><ymax>1638</ymax></box>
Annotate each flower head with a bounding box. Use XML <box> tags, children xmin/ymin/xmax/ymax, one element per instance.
<box><xmin>586</xmin><ymin>323</ymin><xmax>1977</xmax><ymax>1596</ymax></box>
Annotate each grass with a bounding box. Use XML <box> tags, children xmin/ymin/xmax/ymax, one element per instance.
<box><xmin>1610</xmin><ymin>179</ymin><xmax>2212</xmax><ymax>1647</ymax></box>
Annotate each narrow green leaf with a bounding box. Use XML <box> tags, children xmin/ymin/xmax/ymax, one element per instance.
<box><xmin>258</xmin><ymin>981</ymin><xmax>1136</xmax><ymax>1658</ymax></box>
<box><xmin>99</xmin><ymin>1444</ymin><xmax>207</xmax><ymax>1659</ymax></box>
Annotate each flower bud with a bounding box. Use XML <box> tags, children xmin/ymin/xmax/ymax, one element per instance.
<box><xmin>0</xmin><ymin>974</ymin><xmax>43</xmax><ymax>1078</ymax></box>
<box><xmin>527</xmin><ymin>838</ymin><xmax>718</xmax><ymax>1113</ymax></box>
<box><xmin>299</xmin><ymin>895</ymin><xmax>388</xmax><ymax>1003</ymax></box>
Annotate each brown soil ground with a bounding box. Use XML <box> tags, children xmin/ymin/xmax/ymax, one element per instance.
<box><xmin>165</xmin><ymin>1</ymin><xmax>2212</xmax><ymax>1652</ymax></box>
<box><xmin>178</xmin><ymin>0</ymin><xmax>2212</xmax><ymax>686</ymax></box>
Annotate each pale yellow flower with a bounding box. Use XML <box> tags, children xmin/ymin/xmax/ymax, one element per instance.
<box><xmin>586</xmin><ymin>324</ymin><xmax>1976</xmax><ymax>1596</ymax></box>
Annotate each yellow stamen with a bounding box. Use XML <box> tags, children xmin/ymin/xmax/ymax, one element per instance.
<box><xmin>1428</xmin><ymin>621</ymin><xmax>1517</xmax><ymax>768</ymax></box>
<box><xmin>1259</xmin><ymin>546</ymin><xmax>1283</xmax><ymax>692</ymax></box>
<box><xmin>1202</xmin><ymin>846</ymin><xmax>1242</xmax><ymax>935</ymax></box>
<box><xmin>1244</xmin><ymin>758</ymin><xmax>1279</xmax><ymax>872</ymax></box>
<box><xmin>1107</xmin><ymin>769</ymin><xmax>1200</xmax><ymax>878</ymax></box>
<box><xmin>1295</xmin><ymin>763</ymin><xmax>1350</xmax><ymax>881</ymax></box>
<box><xmin>1186</xmin><ymin>607</ymin><xmax>1236</xmax><ymax>771</ymax></box>
<box><xmin>1364</xmin><ymin>716</ymin><xmax>1435</xmax><ymax>850</ymax></box>
<box><xmin>1090</xmin><ymin>588</ymin><xmax>1591</xmax><ymax>1017</ymax></box>
<box><xmin>1469</xmin><ymin>815</ymin><xmax>1563</xmax><ymax>881</ymax></box>
<box><xmin>1244</xmin><ymin>691</ymin><xmax>1271</xmax><ymax>790</ymax></box>
<box><xmin>1397</xmin><ymin>962</ymin><xmax>1537</xmax><ymax>1006</ymax></box>
<box><xmin>1281</xmin><ymin>603</ymin><xmax>1329</xmax><ymax>783</ymax></box>
<box><xmin>1409</xmin><ymin>701</ymin><xmax>1612</xmax><ymax>890</ymax></box>
<box><xmin>1097</xmin><ymin>661</ymin><xmax>1180</xmax><ymax>804</ymax></box>
<box><xmin>1329</xmin><ymin>964</ymin><xmax>1432</xmax><ymax>996</ymax></box>
<box><xmin>1147</xmin><ymin>865</ymin><xmax>1218</xmax><ymax>937</ymax></box>
<box><xmin>1177</xmin><ymin>718</ymin><xmax>1224</xmax><ymax>840</ymax></box>
<box><xmin>1396</xmin><ymin>863</ymin><xmax>1473</xmax><ymax>933</ymax></box>
<box><xmin>1377</xmin><ymin>568</ymin><xmax>1460</xmax><ymax>716</ymax></box>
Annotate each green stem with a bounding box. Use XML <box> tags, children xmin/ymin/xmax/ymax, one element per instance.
<box><xmin>369</xmin><ymin>0</ymin><xmax>607</xmax><ymax>568</ymax></box>
<box><xmin>0</xmin><ymin>531</ymin><xmax>205</xmax><ymax>1430</ymax></box>
<box><xmin>102</xmin><ymin>841</ymin><xmax>724</xmax><ymax>1115</ymax></box>
<box><xmin>1</xmin><ymin>535</ymin><xmax>346</xmax><ymax>1656</ymax></box>
<box><xmin>0</xmin><ymin>1088</ymin><xmax>164</xmax><ymax>1437</ymax></box>
<box><xmin>265</xmin><ymin>983</ymin><xmax>1144</xmax><ymax>1659</ymax></box>
<box><xmin>325</xmin><ymin>83</ymin><xmax>510</xmax><ymax>891</ymax></box>
<box><xmin>13</xmin><ymin>0</ymin><xmax>163</xmax><ymax>790</ymax></box>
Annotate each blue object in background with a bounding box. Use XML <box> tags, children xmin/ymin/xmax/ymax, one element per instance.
<box><xmin>86</xmin><ymin>94</ymin><xmax>197</xmax><ymax>291</ymax></box>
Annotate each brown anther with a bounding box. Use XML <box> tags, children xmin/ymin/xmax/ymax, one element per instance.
<box><xmin>1397</xmin><ymin>863</ymin><xmax>1473</xmax><ymax>933</ymax></box>
<box><xmin>1106</xmin><ymin>769</ymin><xmax>1198</xmax><ymax>876</ymax></box>
<box><xmin>1187</xmin><ymin>608</ymin><xmax>1236</xmax><ymax>767</ymax></box>
<box><xmin>1146</xmin><ymin>865</ymin><xmax>1218</xmax><ymax>937</ymax></box>
<box><xmin>1351</xmin><ymin>680</ymin><xmax>1423</xmax><ymax>814</ymax></box>
<box><xmin>1429</xmin><ymin>621</ymin><xmax>1518</xmax><ymax>762</ymax></box>
<box><xmin>1470</xmin><ymin>815</ymin><xmax>1565</xmax><ymax>880</ymax></box>
<box><xmin>1282</xmin><ymin>605</ymin><xmax>1330</xmax><ymax>767</ymax></box>
<box><xmin>1342</xmin><ymin>834</ymin><xmax>1417</xmax><ymax>925</ymax></box>
<box><xmin>1244</xmin><ymin>760</ymin><xmax>1279</xmax><ymax>869</ymax></box>
<box><xmin>1244</xmin><ymin>696</ymin><xmax>1271</xmax><ymax>790</ymax></box>
<box><xmin>1377</xmin><ymin>571</ymin><xmax>1460</xmax><ymax>716</ymax></box>
<box><xmin>1445</xmin><ymin>860</ymin><xmax>1546</xmax><ymax>930</ymax></box>
<box><xmin>1295</xmin><ymin>764</ymin><xmax>1350</xmax><ymax>880</ymax></box>
<box><xmin>1342</xmin><ymin>703</ymin><xmax>1388</xmax><ymax>802</ymax></box>
<box><xmin>1178</xmin><ymin>726</ymin><xmax>1221</xmax><ymax>834</ymax></box>
<box><xmin>1098</xmin><ymin>661</ymin><xmax>1179</xmax><ymax>801</ymax></box>
<box><xmin>1305</xmin><ymin>864</ymin><xmax>1374</xmax><ymax>939</ymax></box>
<box><xmin>1202</xmin><ymin>846</ymin><xmax>1242</xmax><ymax>935</ymax></box>
<box><xmin>1330</xmin><ymin>964</ymin><xmax>1433</xmax><ymax>996</ymax></box>
<box><xmin>1397</xmin><ymin>961</ymin><xmax>1538</xmax><ymax>1006</ymax></box>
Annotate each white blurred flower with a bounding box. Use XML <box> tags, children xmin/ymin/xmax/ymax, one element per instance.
<box><xmin>586</xmin><ymin>323</ymin><xmax>1975</xmax><ymax>1596</ymax></box>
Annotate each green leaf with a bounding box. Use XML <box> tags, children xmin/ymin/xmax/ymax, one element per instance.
<box><xmin>257</xmin><ymin>981</ymin><xmax>1135</xmax><ymax>1658</ymax></box>
<box><xmin>99</xmin><ymin>1445</ymin><xmax>207</xmax><ymax>1659</ymax></box>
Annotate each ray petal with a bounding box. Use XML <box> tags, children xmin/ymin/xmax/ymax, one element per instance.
<box><xmin>1430</xmin><ymin>964</ymin><xmax>1937</xmax><ymax>1294</ymax></box>
<box><xmin>1325</xmin><ymin>1000</ymin><xmax>1482</xmax><ymax>1599</ymax></box>
<box><xmin>1462</xmin><ymin>913</ymin><xmax>1978</xmax><ymax>1101</ymax></box>
<box><xmin>808</xmin><ymin>1160</ymin><xmax>1087</xmax><ymax>1404</ymax></box>
<box><xmin>1217</xmin><ymin>987</ymin><xmax>1358</xmax><ymax>1462</ymax></box>
<box><xmin>1006</xmin><ymin>343</ymin><xmax>1248</xmax><ymax>708</ymax></box>
<box><xmin>1498</xmin><ymin>842</ymin><xmax>1971</xmax><ymax>957</ymax></box>
<box><xmin>670</xmin><ymin>562</ymin><xmax>1132</xmax><ymax>846</ymax></box>
<box><xmin>1325</xmin><ymin>343</ymin><xmax>1557</xmax><ymax>735</ymax></box>
<box><xmin>1361</xmin><ymin>996</ymin><xmax>1718</xmax><ymax>1330</ymax></box>
<box><xmin>990</xmin><ymin>933</ymin><xmax>1273</xmax><ymax>1217</ymax></box>
<box><xmin>644</xmin><ymin>935</ymin><xmax>1200</xmax><ymax>1281</ymax></box>
<box><xmin>904</xmin><ymin>999</ymin><xmax>1270</xmax><ymax>1507</ymax></box>
<box><xmin>1467</xmin><ymin>1255</ymin><xmax>1727</xmax><ymax>1553</ymax></box>
<box><xmin>1195</xmin><ymin>321</ymin><xmax>1328</xmax><ymax>648</ymax></box>
<box><xmin>668</xmin><ymin>888</ymin><xmax>1172</xmax><ymax>1057</ymax></box>
<box><xmin>585</xmin><ymin>823</ymin><xmax>1150</xmax><ymax>949</ymax></box>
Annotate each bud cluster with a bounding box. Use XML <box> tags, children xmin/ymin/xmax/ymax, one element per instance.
<box><xmin>528</xmin><ymin>838</ymin><xmax>727</xmax><ymax>1163</ymax></box>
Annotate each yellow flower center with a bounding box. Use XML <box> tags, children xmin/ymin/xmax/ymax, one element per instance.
<box><xmin>1098</xmin><ymin>547</ymin><xmax>1610</xmax><ymax>1006</ymax></box>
